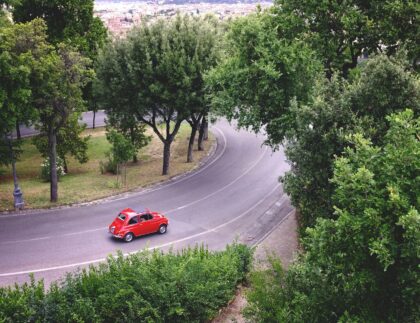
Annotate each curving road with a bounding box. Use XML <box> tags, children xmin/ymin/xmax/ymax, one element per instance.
<box><xmin>0</xmin><ymin>119</ymin><xmax>292</xmax><ymax>287</ymax></box>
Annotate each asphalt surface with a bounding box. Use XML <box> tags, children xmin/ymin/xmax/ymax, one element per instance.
<box><xmin>1</xmin><ymin>115</ymin><xmax>292</xmax><ymax>287</ymax></box>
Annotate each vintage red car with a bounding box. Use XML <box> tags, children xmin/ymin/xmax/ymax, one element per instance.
<box><xmin>109</xmin><ymin>208</ymin><xmax>169</xmax><ymax>242</ymax></box>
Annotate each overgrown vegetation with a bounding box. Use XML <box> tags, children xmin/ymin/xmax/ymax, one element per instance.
<box><xmin>208</xmin><ymin>1</ymin><xmax>419</xmax><ymax>321</ymax></box>
<box><xmin>0</xmin><ymin>243</ymin><xmax>253</xmax><ymax>322</ymax></box>
<box><xmin>245</xmin><ymin>110</ymin><xmax>419</xmax><ymax>322</ymax></box>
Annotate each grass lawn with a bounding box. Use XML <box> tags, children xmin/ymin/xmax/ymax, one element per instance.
<box><xmin>0</xmin><ymin>124</ymin><xmax>215</xmax><ymax>211</ymax></box>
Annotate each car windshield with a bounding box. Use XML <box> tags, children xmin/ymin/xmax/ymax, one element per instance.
<box><xmin>117</xmin><ymin>213</ymin><xmax>126</xmax><ymax>221</ymax></box>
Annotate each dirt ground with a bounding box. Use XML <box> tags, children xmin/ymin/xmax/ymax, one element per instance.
<box><xmin>212</xmin><ymin>211</ymin><xmax>299</xmax><ymax>323</ymax></box>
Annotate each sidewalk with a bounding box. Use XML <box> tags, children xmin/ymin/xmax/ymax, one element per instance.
<box><xmin>212</xmin><ymin>210</ymin><xmax>299</xmax><ymax>323</ymax></box>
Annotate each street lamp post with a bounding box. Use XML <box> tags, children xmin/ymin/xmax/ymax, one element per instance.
<box><xmin>8</xmin><ymin>134</ymin><xmax>24</xmax><ymax>210</ymax></box>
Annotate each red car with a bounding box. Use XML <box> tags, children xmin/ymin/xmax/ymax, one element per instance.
<box><xmin>109</xmin><ymin>208</ymin><xmax>169</xmax><ymax>242</ymax></box>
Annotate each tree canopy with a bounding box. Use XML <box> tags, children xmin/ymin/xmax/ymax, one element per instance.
<box><xmin>12</xmin><ymin>0</ymin><xmax>107</xmax><ymax>61</ymax></box>
<box><xmin>96</xmin><ymin>14</ymin><xmax>220</xmax><ymax>175</ymax></box>
<box><xmin>207</xmin><ymin>11</ymin><xmax>321</xmax><ymax>147</ymax></box>
<box><xmin>246</xmin><ymin>109</ymin><xmax>420</xmax><ymax>322</ymax></box>
<box><xmin>272</xmin><ymin>0</ymin><xmax>419</xmax><ymax>77</ymax></box>
<box><xmin>283</xmin><ymin>55</ymin><xmax>419</xmax><ymax>228</ymax></box>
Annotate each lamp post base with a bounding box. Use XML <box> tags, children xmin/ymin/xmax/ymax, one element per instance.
<box><xmin>13</xmin><ymin>186</ymin><xmax>24</xmax><ymax>210</ymax></box>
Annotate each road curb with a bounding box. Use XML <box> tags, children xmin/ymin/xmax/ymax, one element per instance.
<box><xmin>0</xmin><ymin>130</ymin><xmax>219</xmax><ymax>217</ymax></box>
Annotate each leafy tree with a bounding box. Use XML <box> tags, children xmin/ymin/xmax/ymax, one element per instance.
<box><xmin>181</xmin><ymin>15</ymin><xmax>221</xmax><ymax>163</ymax></box>
<box><xmin>283</xmin><ymin>55</ymin><xmax>419</xmax><ymax>228</ymax></box>
<box><xmin>31</xmin><ymin>43</ymin><xmax>92</xmax><ymax>202</ymax></box>
<box><xmin>272</xmin><ymin>0</ymin><xmax>419</xmax><ymax>78</ymax></box>
<box><xmin>12</xmin><ymin>0</ymin><xmax>107</xmax><ymax>61</ymax></box>
<box><xmin>12</xmin><ymin>0</ymin><xmax>107</xmax><ymax>160</ymax></box>
<box><xmin>0</xmin><ymin>19</ymin><xmax>46</xmax><ymax>167</ymax></box>
<box><xmin>105</xmin><ymin>114</ymin><xmax>151</xmax><ymax>164</ymax></box>
<box><xmin>246</xmin><ymin>109</ymin><xmax>420</xmax><ymax>322</ymax></box>
<box><xmin>96</xmin><ymin>14</ymin><xmax>219</xmax><ymax>175</ymax></box>
<box><xmin>207</xmin><ymin>11</ymin><xmax>321</xmax><ymax>147</ymax></box>
<box><xmin>105</xmin><ymin>129</ymin><xmax>135</xmax><ymax>185</ymax></box>
<box><xmin>32</xmin><ymin>115</ymin><xmax>90</xmax><ymax>173</ymax></box>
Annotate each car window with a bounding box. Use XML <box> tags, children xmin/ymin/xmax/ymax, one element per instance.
<box><xmin>140</xmin><ymin>214</ymin><xmax>147</xmax><ymax>222</ymax></box>
<box><xmin>140</xmin><ymin>214</ymin><xmax>153</xmax><ymax>221</ymax></box>
<box><xmin>118</xmin><ymin>213</ymin><xmax>126</xmax><ymax>221</ymax></box>
<box><xmin>128</xmin><ymin>216</ymin><xmax>138</xmax><ymax>225</ymax></box>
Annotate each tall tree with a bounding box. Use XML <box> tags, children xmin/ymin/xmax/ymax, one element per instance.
<box><xmin>12</xmin><ymin>0</ymin><xmax>107</xmax><ymax>60</ymax></box>
<box><xmin>283</xmin><ymin>55</ymin><xmax>419</xmax><ymax>228</ymax></box>
<box><xmin>207</xmin><ymin>11</ymin><xmax>321</xmax><ymax>147</ymax></box>
<box><xmin>272</xmin><ymin>0</ymin><xmax>419</xmax><ymax>78</ymax></box>
<box><xmin>32</xmin><ymin>114</ymin><xmax>90</xmax><ymax>173</ymax></box>
<box><xmin>0</xmin><ymin>19</ymin><xmax>45</xmax><ymax>164</ymax></box>
<box><xmin>31</xmin><ymin>43</ymin><xmax>91</xmax><ymax>202</ymax></box>
<box><xmin>12</xmin><ymin>0</ymin><xmax>107</xmax><ymax>164</ymax></box>
<box><xmin>181</xmin><ymin>15</ymin><xmax>220</xmax><ymax>163</ymax></box>
<box><xmin>246</xmin><ymin>109</ymin><xmax>420</xmax><ymax>322</ymax></box>
<box><xmin>96</xmin><ymin>14</ymin><xmax>219</xmax><ymax>175</ymax></box>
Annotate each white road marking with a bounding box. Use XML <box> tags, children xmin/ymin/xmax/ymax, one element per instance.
<box><xmin>0</xmin><ymin>184</ymin><xmax>282</xmax><ymax>277</ymax></box>
<box><xmin>0</xmin><ymin>127</ymin><xmax>266</xmax><ymax>245</ymax></box>
<box><xmin>163</xmin><ymin>146</ymin><xmax>268</xmax><ymax>214</ymax></box>
<box><xmin>0</xmin><ymin>126</ymin><xmax>228</xmax><ymax>218</ymax></box>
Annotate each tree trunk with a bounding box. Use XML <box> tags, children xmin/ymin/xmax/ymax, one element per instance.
<box><xmin>130</xmin><ymin>126</ymin><xmax>138</xmax><ymax>163</ymax></box>
<box><xmin>92</xmin><ymin>109</ymin><xmax>96</xmax><ymax>129</ymax></box>
<box><xmin>198</xmin><ymin>115</ymin><xmax>208</xmax><ymax>150</ymax></box>
<box><xmin>63</xmin><ymin>156</ymin><xmax>68</xmax><ymax>174</ymax></box>
<box><xmin>162</xmin><ymin>141</ymin><xmax>171</xmax><ymax>175</ymax></box>
<box><xmin>187</xmin><ymin>125</ymin><xmax>197</xmax><ymax>163</ymax></box>
<box><xmin>203</xmin><ymin>116</ymin><xmax>208</xmax><ymax>141</ymax></box>
<box><xmin>15</xmin><ymin>121</ymin><xmax>21</xmax><ymax>139</ymax></box>
<box><xmin>49</xmin><ymin>131</ymin><xmax>58</xmax><ymax>202</ymax></box>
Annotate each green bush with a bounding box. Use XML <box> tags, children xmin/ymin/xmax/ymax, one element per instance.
<box><xmin>40</xmin><ymin>156</ymin><xmax>65</xmax><ymax>182</ymax></box>
<box><xmin>0</xmin><ymin>243</ymin><xmax>253</xmax><ymax>322</ymax></box>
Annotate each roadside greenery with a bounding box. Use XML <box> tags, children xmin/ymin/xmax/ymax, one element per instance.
<box><xmin>0</xmin><ymin>125</ymin><xmax>214</xmax><ymax>210</ymax></box>
<box><xmin>0</xmin><ymin>244</ymin><xmax>253</xmax><ymax>322</ymax></box>
<box><xmin>245</xmin><ymin>110</ymin><xmax>419</xmax><ymax>322</ymax></box>
<box><xmin>283</xmin><ymin>55</ymin><xmax>419</xmax><ymax>228</ymax></box>
<box><xmin>95</xmin><ymin>14</ymin><xmax>221</xmax><ymax>175</ymax></box>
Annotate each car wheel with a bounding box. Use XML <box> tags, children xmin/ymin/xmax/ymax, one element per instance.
<box><xmin>124</xmin><ymin>232</ymin><xmax>134</xmax><ymax>242</ymax></box>
<box><xmin>158</xmin><ymin>224</ymin><xmax>167</xmax><ymax>234</ymax></box>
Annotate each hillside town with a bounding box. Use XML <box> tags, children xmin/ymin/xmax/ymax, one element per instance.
<box><xmin>95</xmin><ymin>0</ymin><xmax>272</xmax><ymax>35</ymax></box>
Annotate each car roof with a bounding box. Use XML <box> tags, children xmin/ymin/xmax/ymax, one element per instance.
<box><xmin>120</xmin><ymin>207</ymin><xmax>148</xmax><ymax>217</ymax></box>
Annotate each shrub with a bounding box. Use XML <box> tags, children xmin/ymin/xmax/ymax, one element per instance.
<box><xmin>40</xmin><ymin>156</ymin><xmax>65</xmax><ymax>182</ymax></box>
<box><xmin>0</xmin><ymin>243</ymin><xmax>253</xmax><ymax>322</ymax></box>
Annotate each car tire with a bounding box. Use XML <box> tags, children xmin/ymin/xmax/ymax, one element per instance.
<box><xmin>124</xmin><ymin>232</ymin><xmax>134</xmax><ymax>242</ymax></box>
<box><xmin>158</xmin><ymin>224</ymin><xmax>167</xmax><ymax>234</ymax></box>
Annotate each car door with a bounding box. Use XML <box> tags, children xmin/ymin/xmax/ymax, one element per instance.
<box><xmin>138</xmin><ymin>214</ymin><xmax>150</xmax><ymax>235</ymax></box>
<box><xmin>146</xmin><ymin>213</ymin><xmax>161</xmax><ymax>233</ymax></box>
<box><xmin>139</xmin><ymin>214</ymin><xmax>159</xmax><ymax>234</ymax></box>
<box><xmin>127</xmin><ymin>215</ymin><xmax>141</xmax><ymax>236</ymax></box>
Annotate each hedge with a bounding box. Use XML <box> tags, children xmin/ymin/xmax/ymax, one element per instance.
<box><xmin>0</xmin><ymin>243</ymin><xmax>253</xmax><ymax>322</ymax></box>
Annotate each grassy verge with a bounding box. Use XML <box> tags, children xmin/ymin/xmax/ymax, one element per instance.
<box><xmin>0</xmin><ymin>124</ymin><xmax>215</xmax><ymax>211</ymax></box>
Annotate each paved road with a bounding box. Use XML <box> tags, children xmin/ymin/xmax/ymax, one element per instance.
<box><xmin>1</xmin><ymin>118</ymin><xmax>292</xmax><ymax>287</ymax></box>
<box><xmin>14</xmin><ymin>110</ymin><xmax>107</xmax><ymax>138</ymax></box>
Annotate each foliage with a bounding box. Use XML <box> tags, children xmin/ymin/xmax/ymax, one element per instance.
<box><xmin>30</xmin><ymin>42</ymin><xmax>92</xmax><ymax>201</ymax></box>
<box><xmin>32</xmin><ymin>115</ymin><xmax>90</xmax><ymax>173</ymax></box>
<box><xmin>282</xmin><ymin>55</ymin><xmax>420</xmax><ymax>228</ymax></box>
<box><xmin>95</xmin><ymin>14</ymin><xmax>222</xmax><ymax>175</ymax></box>
<box><xmin>101</xmin><ymin>129</ymin><xmax>135</xmax><ymax>175</ymax></box>
<box><xmin>0</xmin><ymin>19</ymin><xmax>45</xmax><ymax>165</ymax></box>
<box><xmin>40</xmin><ymin>156</ymin><xmax>65</xmax><ymax>182</ymax></box>
<box><xmin>105</xmin><ymin>115</ymin><xmax>151</xmax><ymax>163</ymax></box>
<box><xmin>245</xmin><ymin>110</ymin><xmax>420</xmax><ymax>322</ymax></box>
<box><xmin>272</xmin><ymin>0</ymin><xmax>420</xmax><ymax>77</ymax></box>
<box><xmin>206</xmin><ymin>11</ymin><xmax>321</xmax><ymax>147</ymax></box>
<box><xmin>12</xmin><ymin>0</ymin><xmax>107</xmax><ymax>61</ymax></box>
<box><xmin>0</xmin><ymin>243</ymin><xmax>253</xmax><ymax>322</ymax></box>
